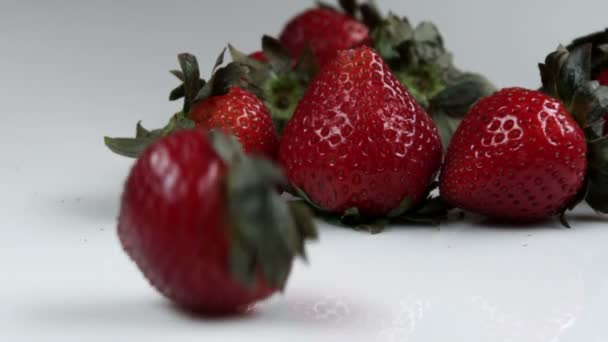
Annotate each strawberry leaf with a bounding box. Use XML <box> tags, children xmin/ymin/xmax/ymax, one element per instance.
<box><xmin>262</xmin><ymin>35</ymin><xmax>292</xmax><ymax>72</ymax></box>
<box><xmin>209</xmin><ymin>132</ymin><xmax>317</xmax><ymax>290</ymax></box>
<box><xmin>177</xmin><ymin>53</ymin><xmax>203</xmax><ymax>114</ymax></box>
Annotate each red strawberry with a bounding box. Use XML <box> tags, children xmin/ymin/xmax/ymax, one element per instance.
<box><xmin>105</xmin><ymin>53</ymin><xmax>278</xmax><ymax>160</ymax></box>
<box><xmin>280</xmin><ymin>8</ymin><xmax>370</xmax><ymax>68</ymax></box>
<box><xmin>440</xmin><ymin>87</ymin><xmax>587</xmax><ymax>222</ymax></box>
<box><xmin>249</xmin><ymin>51</ymin><xmax>268</xmax><ymax>63</ymax></box>
<box><xmin>190</xmin><ymin>87</ymin><xmax>278</xmax><ymax>159</ymax></box>
<box><xmin>279</xmin><ymin>46</ymin><xmax>443</xmax><ymax>218</ymax></box>
<box><xmin>596</xmin><ymin>69</ymin><xmax>608</xmax><ymax>134</ymax></box>
<box><xmin>118</xmin><ymin>129</ymin><xmax>316</xmax><ymax>314</ymax></box>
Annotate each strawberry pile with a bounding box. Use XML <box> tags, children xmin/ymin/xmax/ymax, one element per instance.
<box><xmin>104</xmin><ymin>1</ymin><xmax>608</xmax><ymax>314</ymax></box>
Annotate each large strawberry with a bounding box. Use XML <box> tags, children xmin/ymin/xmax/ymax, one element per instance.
<box><xmin>118</xmin><ymin>129</ymin><xmax>316</xmax><ymax>313</ymax></box>
<box><xmin>440</xmin><ymin>88</ymin><xmax>588</xmax><ymax>222</ymax></box>
<box><xmin>279</xmin><ymin>6</ymin><xmax>370</xmax><ymax>68</ymax></box>
<box><xmin>440</xmin><ymin>44</ymin><xmax>608</xmax><ymax>223</ymax></box>
<box><xmin>279</xmin><ymin>46</ymin><xmax>443</xmax><ymax>224</ymax></box>
<box><xmin>105</xmin><ymin>52</ymin><xmax>278</xmax><ymax>159</ymax></box>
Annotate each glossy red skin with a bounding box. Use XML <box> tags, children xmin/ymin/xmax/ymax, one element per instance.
<box><xmin>280</xmin><ymin>8</ymin><xmax>370</xmax><ymax>68</ymax></box>
<box><xmin>249</xmin><ymin>51</ymin><xmax>268</xmax><ymax>63</ymax></box>
<box><xmin>190</xmin><ymin>87</ymin><xmax>278</xmax><ymax>159</ymax></box>
<box><xmin>118</xmin><ymin>130</ymin><xmax>275</xmax><ymax>314</ymax></box>
<box><xmin>279</xmin><ymin>46</ymin><xmax>443</xmax><ymax>217</ymax></box>
<box><xmin>440</xmin><ymin>88</ymin><xmax>588</xmax><ymax>222</ymax></box>
<box><xmin>596</xmin><ymin>69</ymin><xmax>608</xmax><ymax>134</ymax></box>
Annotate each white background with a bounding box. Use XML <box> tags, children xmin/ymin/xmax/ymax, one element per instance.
<box><xmin>1</xmin><ymin>1</ymin><xmax>607</xmax><ymax>341</ymax></box>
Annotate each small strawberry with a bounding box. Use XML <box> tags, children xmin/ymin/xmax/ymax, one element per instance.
<box><xmin>105</xmin><ymin>51</ymin><xmax>278</xmax><ymax>159</ymax></box>
<box><xmin>279</xmin><ymin>46</ymin><xmax>443</xmax><ymax>221</ymax></box>
<box><xmin>189</xmin><ymin>86</ymin><xmax>278</xmax><ymax>159</ymax></box>
<box><xmin>440</xmin><ymin>88</ymin><xmax>588</xmax><ymax>222</ymax></box>
<box><xmin>441</xmin><ymin>44</ymin><xmax>608</xmax><ymax>223</ymax></box>
<box><xmin>118</xmin><ymin>129</ymin><xmax>316</xmax><ymax>314</ymax></box>
<box><xmin>279</xmin><ymin>7</ymin><xmax>370</xmax><ymax>68</ymax></box>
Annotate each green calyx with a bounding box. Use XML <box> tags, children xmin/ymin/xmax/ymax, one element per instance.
<box><xmin>105</xmin><ymin>50</ymin><xmax>253</xmax><ymax>158</ymax></box>
<box><xmin>262</xmin><ymin>73</ymin><xmax>306</xmax><ymax>134</ymax></box>
<box><xmin>229</xmin><ymin>36</ymin><xmax>317</xmax><ymax>135</ymax></box>
<box><xmin>294</xmin><ymin>182</ymin><xmax>450</xmax><ymax>234</ymax></box>
<box><xmin>539</xmin><ymin>43</ymin><xmax>608</xmax><ymax>216</ymax></box>
<box><xmin>208</xmin><ymin>132</ymin><xmax>317</xmax><ymax>290</ymax></box>
<box><xmin>567</xmin><ymin>29</ymin><xmax>608</xmax><ymax>77</ymax></box>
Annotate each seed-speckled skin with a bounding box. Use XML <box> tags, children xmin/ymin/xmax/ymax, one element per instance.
<box><xmin>596</xmin><ymin>69</ymin><xmax>608</xmax><ymax>134</ymax></box>
<box><xmin>440</xmin><ymin>88</ymin><xmax>587</xmax><ymax>221</ymax></box>
<box><xmin>118</xmin><ymin>130</ymin><xmax>275</xmax><ymax>313</ymax></box>
<box><xmin>279</xmin><ymin>46</ymin><xmax>443</xmax><ymax>217</ymax></box>
<box><xmin>190</xmin><ymin>87</ymin><xmax>278</xmax><ymax>159</ymax></box>
<box><xmin>280</xmin><ymin>8</ymin><xmax>370</xmax><ymax>68</ymax></box>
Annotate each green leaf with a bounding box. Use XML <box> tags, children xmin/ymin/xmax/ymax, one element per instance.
<box><xmin>168</xmin><ymin>84</ymin><xmax>185</xmax><ymax>101</ymax></box>
<box><xmin>338</xmin><ymin>0</ymin><xmax>357</xmax><ymax>16</ymax></box>
<box><xmin>294</xmin><ymin>44</ymin><xmax>319</xmax><ymax>83</ymax></box>
<box><xmin>104</xmin><ymin>136</ymin><xmax>158</xmax><ymax>159</ymax></box>
<box><xmin>262</xmin><ymin>35</ymin><xmax>292</xmax><ymax>72</ymax></box>
<box><xmin>387</xmin><ymin>197</ymin><xmax>413</xmax><ymax>218</ymax></box>
<box><xmin>557</xmin><ymin>44</ymin><xmax>591</xmax><ymax>102</ymax></box>
<box><xmin>570</xmin><ymin>81</ymin><xmax>608</xmax><ymax>128</ymax></box>
<box><xmin>177</xmin><ymin>53</ymin><xmax>202</xmax><ymax>114</ymax></box>
<box><xmin>430</xmin><ymin>72</ymin><xmax>496</xmax><ymax>147</ymax></box>
<box><xmin>539</xmin><ymin>46</ymin><xmax>569</xmax><ymax>98</ymax></box>
<box><xmin>196</xmin><ymin>62</ymin><xmax>249</xmax><ymax>102</ymax></box>
<box><xmin>170</xmin><ymin>69</ymin><xmax>185</xmax><ymax>81</ymax></box>
<box><xmin>586</xmin><ymin>137</ymin><xmax>608</xmax><ymax>213</ymax></box>
<box><xmin>212</xmin><ymin>47</ymin><xmax>227</xmax><ymax>72</ymax></box>
<box><xmin>360</xmin><ymin>2</ymin><xmax>384</xmax><ymax>30</ymax></box>
<box><xmin>224</xmin><ymin>138</ymin><xmax>317</xmax><ymax>290</ymax></box>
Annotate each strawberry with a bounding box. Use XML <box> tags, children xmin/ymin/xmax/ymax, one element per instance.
<box><xmin>105</xmin><ymin>52</ymin><xmax>278</xmax><ymax>159</ymax></box>
<box><xmin>279</xmin><ymin>7</ymin><xmax>369</xmax><ymax>68</ymax></box>
<box><xmin>441</xmin><ymin>44</ymin><xmax>608</xmax><ymax>223</ymax></box>
<box><xmin>118</xmin><ymin>129</ymin><xmax>316</xmax><ymax>314</ymax></box>
<box><xmin>279</xmin><ymin>46</ymin><xmax>443</xmax><ymax>220</ymax></box>
<box><xmin>440</xmin><ymin>88</ymin><xmax>588</xmax><ymax>222</ymax></box>
<box><xmin>189</xmin><ymin>86</ymin><xmax>278</xmax><ymax>159</ymax></box>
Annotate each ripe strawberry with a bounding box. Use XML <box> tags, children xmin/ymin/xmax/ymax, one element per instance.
<box><xmin>280</xmin><ymin>7</ymin><xmax>369</xmax><ymax>68</ymax></box>
<box><xmin>440</xmin><ymin>88</ymin><xmax>588</xmax><ymax>222</ymax></box>
<box><xmin>118</xmin><ymin>129</ymin><xmax>316</xmax><ymax>314</ymax></box>
<box><xmin>189</xmin><ymin>86</ymin><xmax>278</xmax><ymax>159</ymax></box>
<box><xmin>105</xmin><ymin>52</ymin><xmax>278</xmax><ymax>159</ymax></box>
<box><xmin>279</xmin><ymin>46</ymin><xmax>443</xmax><ymax>218</ymax></box>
